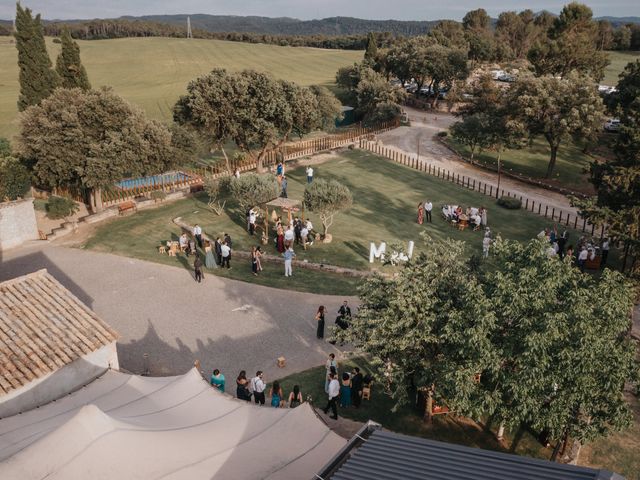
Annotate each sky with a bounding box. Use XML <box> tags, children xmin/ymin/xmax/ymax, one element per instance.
<box><xmin>0</xmin><ymin>0</ymin><xmax>638</xmax><ymax>21</ymax></box>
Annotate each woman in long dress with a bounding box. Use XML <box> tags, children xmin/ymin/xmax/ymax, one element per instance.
<box><xmin>276</xmin><ymin>224</ymin><xmax>286</xmax><ymax>253</ymax></box>
<box><xmin>204</xmin><ymin>241</ymin><xmax>218</xmax><ymax>269</ymax></box>
<box><xmin>251</xmin><ymin>246</ymin><xmax>258</xmax><ymax>276</ymax></box>
<box><xmin>340</xmin><ymin>372</ymin><xmax>352</xmax><ymax>408</ymax></box>
<box><xmin>316</xmin><ymin>305</ymin><xmax>325</xmax><ymax>339</ymax></box>
<box><xmin>255</xmin><ymin>246</ymin><xmax>263</xmax><ymax>272</ymax></box>
<box><xmin>417</xmin><ymin>202</ymin><xmax>424</xmax><ymax>225</ymax></box>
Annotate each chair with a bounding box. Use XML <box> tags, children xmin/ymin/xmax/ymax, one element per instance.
<box><xmin>362</xmin><ymin>381</ymin><xmax>373</xmax><ymax>401</ymax></box>
<box><xmin>277</xmin><ymin>356</ymin><xmax>286</xmax><ymax>368</ymax></box>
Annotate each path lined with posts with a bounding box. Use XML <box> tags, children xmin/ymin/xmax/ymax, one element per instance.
<box><xmin>374</xmin><ymin>110</ymin><xmax>602</xmax><ymax>236</ymax></box>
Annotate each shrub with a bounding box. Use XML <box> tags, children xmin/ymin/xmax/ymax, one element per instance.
<box><xmin>0</xmin><ymin>156</ymin><xmax>31</xmax><ymax>201</ymax></box>
<box><xmin>497</xmin><ymin>196</ymin><xmax>522</xmax><ymax>209</ymax></box>
<box><xmin>437</xmin><ymin>131</ymin><xmax>448</xmax><ymax>137</ymax></box>
<box><xmin>304</xmin><ymin>178</ymin><xmax>353</xmax><ymax>238</ymax></box>
<box><xmin>46</xmin><ymin>196</ymin><xmax>79</xmax><ymax>219</ymax></box>
<box><xmin>150</xmin><ymin>190</ymin><xmax>166</xmax><ymax>202</ymax></box>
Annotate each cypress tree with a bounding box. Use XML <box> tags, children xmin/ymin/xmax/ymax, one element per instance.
<box><xmin>14</xmin><ymin>3</ymin><xmax>59</xmax><ymax>111</ymax></box>
<box><xmin>56</xmin><ymin>27</ymin><xmax>91</xmax><ymax>90</ymax></box>
<box><xmin>364</xmin><ymin>32</ymin><xmax>378</xmax><ymax>63</ymax></box>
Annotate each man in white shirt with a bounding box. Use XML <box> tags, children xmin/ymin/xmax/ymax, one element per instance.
<box><xmin>322</xmin><ymin>373</ymin><xmax>340</xmax><ymax>420</ymax></box>
<box><xmin>284</xmin><ymin>225</ymin><xmax>295</xmax><ymax>247</ymax></box>
<box><xmin>424</xmin><ymin>201</ymin><xmax>433</xmax><ymax>223</ymax></box>
<box><xmin>306</xmin><ymin>166</ymin><xmax>314</xmax><ymax>184</ymax></box>
<box><xmin>248</xmin><ymin>209</ymin><xmax>257</xmax><ymax>236</ymax></box>
<box><xmin>482</xmin><ymin>235</ymin><xmax>491</xmax><ymax>258</ymax></box>
<box><xmin>577</xmin><ymin>247</ymin><xmax>588</xmax><ymax>272</ymax></box>
<box><xmin>250</xmin><ymin>371</ymin><xmax>266</xmax><ymax>405</ymax></box>
<box><xmin>220</xmin><ymin>242</ymin><xmax>231</xmax><ymax>269</ymax></box>
<box><xmin>601</xmin><ymin>238</ymin><xmax>610</xmax><ymax>269</ymax></box>
<box><xmin>193</xmin><ymin>224</ymin><xmax>202</xmax><ymax>248</ymax></box>
<box><xmin>300</xmin><ymin>225</ymin><xmax>309</xmax><ymax>249</ymax></box>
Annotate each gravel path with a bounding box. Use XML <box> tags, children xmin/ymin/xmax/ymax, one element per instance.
<box><xmin>377</xmin><ymin>107</ymin><xmax>580</xmax><ymax>216</ymax></box>
<box><xmin>0</xmin><ymin>243</ymin><xmax>356</xmax><ymax>393</ymax></box>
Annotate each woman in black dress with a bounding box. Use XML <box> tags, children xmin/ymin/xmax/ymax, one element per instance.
<box><xmin>316</xmin><ymin>305</ymin><xmax>325</xmax><ymax>339</ymax></box>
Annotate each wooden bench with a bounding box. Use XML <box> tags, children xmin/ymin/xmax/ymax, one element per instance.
<box><xmin>118</xmin><ymin>200</ymin><xmax>137</xmax><ymax>215</ymax></box>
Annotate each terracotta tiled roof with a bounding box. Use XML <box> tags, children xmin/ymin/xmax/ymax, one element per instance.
<box><xmin>0</xmin><ymin>269</ymin><xmax>118</xmax><ymax>396</ymax></box>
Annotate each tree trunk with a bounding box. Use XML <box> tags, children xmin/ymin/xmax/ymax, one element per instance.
<box><xmin>496</xmin><ymin>153</ymin><xmax>502</xmax><ymax>199</ymax></box>
<box><xmin>221</xmin><ymin>146</ymin><xmax>231</xmax><ymax>174</ymax></box>
<box><xmin>546</xmin><ymin>144</ymin><xmax>559</xmax><ymax>178</ymax></box>
<box><xmin>497</xmin><ymin>423</ymin><xmax>505</xmax><ymax>441</ymax></box>
<box><xmin>93</xmin><ymin>187</ymin><xmax>103</xmax><ymax>213</ymax></box>
<box><xmin>425</xmin><ymin>389</ymin><xmax>433</xmax><ymax>424</ymax></box>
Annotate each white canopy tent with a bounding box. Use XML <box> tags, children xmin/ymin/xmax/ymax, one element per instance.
<box><xmin>0</xmin><ymin>368</ymin><xmax>345</xmax><ymax>479</ymax></box>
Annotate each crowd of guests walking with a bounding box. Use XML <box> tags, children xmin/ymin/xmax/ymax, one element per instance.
<box><xmin>322</xmin><ymin>353</ymin><xmax>371</xmax><ymax>420</ymax></box>
<box><xmin>538</xmin><ymin>225</ymin><xmax>610</xmax><ymax>272</ymax></box>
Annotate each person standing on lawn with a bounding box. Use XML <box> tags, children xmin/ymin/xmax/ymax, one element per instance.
<box><xmin>316</xmin><ymin>305</ymin><xmax>326</xmax><ymax>339</ymax></box>
<box><xmin>601</xmin><ymin>238</ymin><xmax>610</xmax><ymax>268</ymax></box>
<box><xmin>194</xmin><ymin>254</ymin><xmax>204</xmax><ymax>283</ymax></box>
<box><xmin>306</xmin><ymin>166</ymin><xmax>314</xmax><ymax>183</ymax></box>
<box><xmin>424</xmin><ymin>201</ymin><xmax>433</xmax><ymax>223</ymax></box>
<box><xmin>214</xmin><ymin>237</ymin><xmax>223</xmax><ymax>265</ymax></box>
<box><xmin>251</xmin><ymin>246</ymin><xmax>259</xmax><ymax>276</ymax></box>
<box><xmin>283</xmin><ymin>246</ymin><xmax>295</xmax><ymax>277</ymax></box>
<box><xmin>220</xmin><ymin>241</ymin><xmax>231</xmax><ymax>269</ymax></box>
<box><xmin>417</xmin><ymin>202</ymin><xmax>424</xmax><ymax>225</ymax></box>
<box><xmin>281</xmin><ymin>176</ymin><xmax>288</xmax><ymax>198</ymax></box>
<box><xmin>323</xmin><ymin>373</ymin><xmax>340</xmax><ymax>420</ymax></box>
<box><xmin>351</xmin><ymin>367</ymin><xmax>363</xmax><ymax>408</ymax></box>
<box><xmin>193</xmin><ymin>224</ymin><xmax>203</xmax><ymax>248</ymax></box>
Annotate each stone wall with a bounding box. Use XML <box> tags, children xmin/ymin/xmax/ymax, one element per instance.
<box><xmin>0</xmin><ymin>199</ymin><xmax>38</xmax><ymax>250</ymax></box>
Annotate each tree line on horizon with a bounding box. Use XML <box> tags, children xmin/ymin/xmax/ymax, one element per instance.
<box><xmin>1</xmin><ymin>7</ymin><xmax>639</xmax><ymax>53</ymax></box>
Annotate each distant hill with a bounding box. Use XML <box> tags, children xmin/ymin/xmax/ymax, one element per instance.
<box><xmin>116</xmin><ymin>15</ymin><xmax>438</xmax><ymax>36</ymax></box>
<box><xmin>595</xmin><ymin>16</ymin><xmax>640</xmax><ymax>27</ymax></box>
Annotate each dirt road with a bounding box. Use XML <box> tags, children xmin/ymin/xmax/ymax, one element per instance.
<box><xmin>376</xmin><ymin>107</ymin><xmax>580</xmax><ymax>216</ymax></box>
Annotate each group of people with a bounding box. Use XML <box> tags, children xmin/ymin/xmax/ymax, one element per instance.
<box><xmin>315</xmin><ymin>301</ymin><xmax>352</xmax><ymax>339</ymax></box>
<box><xmin>212</xmin><ymin>369</ymin><xmax>305</xmax><ymax>408</ymax></box>
<box><xmin>275</xmin><ymin>216</ymin><xmax>316</xmax><ymax>253</ymax></box>
<box><xmin>322</xmin><ymin>353</ymin><xmax>370</xmax><ymax>420</ymax></box>
<box><xmin>538</xmin><ymin>226</ymin><xmax>610</xmax><ymax>272</ymax></box>
<box><xmin>441</xmin><ymin>205</ymin><xmax>487</xmax><ymax>230</ymax></box>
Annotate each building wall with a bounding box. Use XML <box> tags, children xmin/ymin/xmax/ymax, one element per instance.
<box><xmin>0</xmin><ymin>342</ymin><xmax>119</xmax><ymax>418</ymax></box>
<box><xmin>0</xmin><ymin>199</ymin><xmax>39</xmax><ymax>250</ymax></box>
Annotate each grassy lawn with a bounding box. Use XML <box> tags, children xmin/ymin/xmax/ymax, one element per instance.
<box><xmin>84</xmin><ymin>149</ymin><xmax>607</xmax><ymax>294</ymax></box>
<box><xmin>275</xmin><ymin>357</ymin><xmax>551</xmax><ymax>461</ymax></box>
<box><xmin>604</xmin><ymin>50</ymin><xmax>640</xmax><ymax>86</ymax></box>
<box><xmin>0</xmin><ymin>36</ymin><xmax>362</xmax><ymax>139</ymax></box>
<box><xmin>447</xmin><ymin>136</ymin><xmax>596</xmax><ymax>194</ymax></box>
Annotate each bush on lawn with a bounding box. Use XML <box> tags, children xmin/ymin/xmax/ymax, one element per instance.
<box><xmin>150</xmin><ymin>190</ymin><xmax>166</xmax><ymax>202</ymax></box>
<box><xmin>46</xmin><ymin>196</ymin><xmax>79</xmax><ymax>219</ymax></box>
<box><xmin>437</xmin><ymin>131</ymin><xmax>448</xmax><ymax>137</ymax></box>
<box><xmin>497</xmin><ymin>196</ymin><xmax>522</xmax><ymax>209</ymax></box>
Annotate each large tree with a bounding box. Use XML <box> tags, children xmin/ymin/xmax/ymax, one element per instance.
<box><xmin>336</xmin><ymin>237</ymin><xmax>497</xmax><ymax>420</ymax></box>
<box><xmin>175</xmin><ymin>69</ymin><xmax>336</xmax><ymax>172</ymax></box>
<box><xmin>364</xmin><ymin>32</ymin><xmax>378</xmax><ymax>64</ymax></box>
<box><xmin>17</xmin><ymin>88</ymin><xmax>176</xmax><ymax>211</ymax></box>
<box><xmin>339</xmin><ymin>235</ymin><xmax>639</xmax><ymax>458</ymax></box>
<box><xmin>355</xmin><ymin>68</ymin><xmax>406</xmax><ymax>124</ymax></box>
<box><xmin>527</xmin><ymin>2</ymin><xmax>609</xmax><ymax>81</ymax></box>
<box><xmin>14</xmin><ymin>3</ymin><xmax>59</xmax><ymax>111</ymax></box>
<box><xmin>485</xmin><ymin>238</ymin><xmax>638</xmax><ymax>459</ymax></box>
<box><xmin>508</xmin><ymin>73</ymin><xmax>604</xmax><ymax>178</ymax></box>
<box><xmin>55</xmin><ymin>27</ymin><xmax>91</xmax><ymax>90</ymax></box>
<box><xmin>574</xmin><ymin>60</ymin><xmax>640</xmax><ymax>275</ymax></box>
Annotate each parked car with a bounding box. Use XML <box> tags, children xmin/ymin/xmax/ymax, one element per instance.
<box><xmin>491</xmin><ymin>69</ymin><xmax>506</xmax><ymax>80</ymax></box>
<box><xmin>598</xmin><ymin>85</ymin><xmax>618</xmax><ymax>95</ymax></box>
<box><xmin>603</xmin><ymin>118</ymin><xmax>621</xmax><ymax>132</ymax></box>
<box><xmin>497</xmin><ymin>73</ymin><xmax>516</xmax><ymax>83</ymax></box>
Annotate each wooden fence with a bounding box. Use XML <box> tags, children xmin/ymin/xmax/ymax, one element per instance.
<box><xmin>101</xmin><ymin>121</ymin><xmax>398</xmax><ymax>208</ymax></box>
<box><xmin>360</xmin><ymin>139</ymin><xmax>604</xmax><ymax>237</ymax></box>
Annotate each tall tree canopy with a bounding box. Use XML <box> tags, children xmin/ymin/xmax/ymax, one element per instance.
<box><xmin>508</xmin><ymin>73</ymin><xmax>604</xmax><ymax>178</ymax></box>
<box><xmin>17</xmin><ymin>88</ymin><xmax>176</xmax><ymax>211</ymax></box>
<box><xmin>55</xmin><ymin>27</ymin><xmax>91</xmax><ymax>90</ymax></box>
<box><xmin>14</xmin><ymin>3</ymin><xmax>59</xmax><ymax>111</ymax></box>
<box><xmin>175</xmin><ymin>69</ymin><xmax>341</xmax><ymax>172</ymax></box>
<box><xmin>339</xmin><ymin>236</ymin><xmax>639</xmax><ymax>456</ymax></box>
<box><xmin>303</xmin><ymin>178</ymin><xmax>352</xmax><ymax>239</ymax></box>
<box><xmin>574</xmin><ymin>60</ymin><xmax>640</xmax><ymax>275</ymax></box>
<box><xmin>364</xmin><ymin>32</ymin><xmax>378</xmax><ymax>64</ymax></box>
<box><xmin>527</xmin><ymin>2</ymin><xmax>609</xmax><ymax>81</ymax></box>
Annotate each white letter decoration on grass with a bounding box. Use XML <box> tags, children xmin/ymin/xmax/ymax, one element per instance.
<box><xmin>369</xmin><ymin>241</ymin><xmax>414</xmax><ymax>264</ymax></box>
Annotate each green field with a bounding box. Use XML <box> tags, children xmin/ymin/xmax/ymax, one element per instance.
<box><xmin>0</xmin><ymin>36</ymin><xmax>362</xmax><ymax>139</ymax></box>
<box><xmin>84</xmin><ymin>149</ymin><xmax>606</xmax><ymax>295</ymax></box>
<box><xmin>604</xmin><ymin>50</ymin><xmax>640</xmax><ymax>86</ymax></box>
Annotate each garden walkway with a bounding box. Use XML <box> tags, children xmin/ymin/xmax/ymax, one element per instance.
<box><xmin>377</xmin><ymin>107</ymin><xmax>581</xmax><ymax>217</ymax></box>
<box><xmin>0</xmin><ymin>243</ymin><xmax>355</xmax><ymax>394</ymax></box>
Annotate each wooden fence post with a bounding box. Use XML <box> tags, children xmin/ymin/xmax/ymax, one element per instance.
<box><xmin>545</xmin><ymin>206</ymin><xmax>549</xmax><ymax>218</ymax></box>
